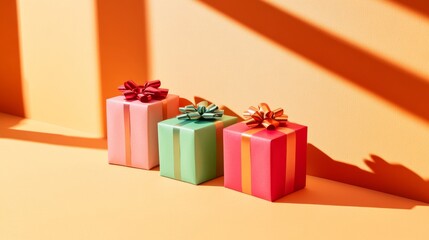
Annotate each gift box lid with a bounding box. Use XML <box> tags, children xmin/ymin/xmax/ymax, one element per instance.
<box><xmin>158</xmin><ymin>115</ymin><xmax>237</xmax><ymax>131</ymax></box>
<box><xmin>224</xmin><ymin>122</ymin><xmax>307</xmax><ymax>141</ymax></box>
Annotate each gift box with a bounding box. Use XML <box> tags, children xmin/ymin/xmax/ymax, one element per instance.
<box><xmin>107</xmin><ymin>80</ymin><xmax>179</xmax><ymax>169</ymax></box>
<box><xmin>223</xmin><ymin>103</ymin><xmax>307</xmax><ymax>201</ymax></box>
<box><xmin>158</xmin><ymin>102</ymin><xmax>237</xmax><ymax>184</ymax></box>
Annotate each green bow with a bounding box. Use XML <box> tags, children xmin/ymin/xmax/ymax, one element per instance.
<box><xmin>177</xmin><ymin>101</ymin><xmax>224</xmax><ymax>120</ymax></box>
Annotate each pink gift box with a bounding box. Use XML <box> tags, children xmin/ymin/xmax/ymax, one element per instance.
<box><xmin>107</xmin><ymin>95</ymin><xmax>179</xmax><ymax>169</ymax></box>
<box><xmin>223</xmin><ymin>122</ymin><xmax>307</xmax><ymax>201</ymax></box>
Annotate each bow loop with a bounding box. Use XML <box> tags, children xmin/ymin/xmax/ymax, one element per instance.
<box><xmin>243</xmin><ymin>103</ymin><xmax>288</xmax><ymax>129</ymax></box>
<box><xmin>177</xmin><ymin>101</ymin><xmax>224</xmax><ymax>120</ymax></box>
<box><xmin>118</xmin><ymin>80</ymin><xmax>169</xmax><ymax>102</ymax></box>
<box><xmin>260</xmin><ymin>103</ymin><xmax>271</xmax><ymax>115</ymax></box>
<box><xmin>144</xmin><ymin>80</ymin><xmax>161</xmax><ymax>89</ymax></box>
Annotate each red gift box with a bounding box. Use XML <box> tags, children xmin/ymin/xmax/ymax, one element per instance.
<box><xmin>223</xmin><ymin>122</ymin><xmax>307</xmax><ymax>201</ymax></box>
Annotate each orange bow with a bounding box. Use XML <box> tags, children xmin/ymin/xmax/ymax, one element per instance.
<box><xmin>243</xmin><ymin>103</ymin><xmax>288</xmax><ymax>130</ymax></box>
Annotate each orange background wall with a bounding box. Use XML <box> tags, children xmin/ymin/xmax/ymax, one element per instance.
<box><xmin>0</xmin><ymin>0</ymin><xmax>24</xmax><ymax>117</ymax></box>
<box><xmin>148</xmin><ymin>0</ymin><xmax>429</xmax><ymax>202</ymax></box>
<box><xmin>16</xmin><ymin>0</ymin><xmax>101</xmax><ymax>136</ymax></box>
<box><xmin>1</xmin><ymin>0</ymin><xmax>428</xmax><ymax>202</ymax></box>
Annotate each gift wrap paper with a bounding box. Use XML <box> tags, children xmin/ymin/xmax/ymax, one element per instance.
<box><xmin>158</xmin><ymin>116</ymin><xmax>237</xmax><ymax>184</ymax></box>
<box><xmin>107</xmin><ymin>94</ymin><xmax>179</xmax><ymax>169</ymax></box>
<box><xmin>224</xmin><ymin>122</ymin><xmax>307</xmax><ymax>201</ymax></box>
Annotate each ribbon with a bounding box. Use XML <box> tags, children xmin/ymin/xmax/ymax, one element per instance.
<box><xmin>243</xmin><ymin>103</ymin><xmax>288</xmax><ymax>130</ymax></box>
<box><xmin>172</xmin><ymin>120</ymin><xmax>224</xmax><ymax>183</ymax></box>
<box><xmin>240</xmin><ymin>127</ymin><xmax>297</xmax><ymax>196</ymax></box>
<box><xmin>124</xmin><ymin>103</ymin><xmax>132</xmax><ymax>166</ymax></box>
<box><xmin>177</xmin><ymin>101</ymin><xmax>224</xmax><ymax>120</ymax></box>
<box><xmin>172</xmin><ymin>121</ymin><xmax>193</xmax><ymax>180</ymax></box>
<box><xmin>241</xmin><ymin>128</ymin><xmax>265</xmax><ymax>194</ymax></box>
<box><xmin>277</xmin><ymin>128</ymin><xmax>297</xmax><ymax>194</ymax></box>
<box><xmin>118</xmin><ymin>80</ymin><xmax>168</xmax><ymax>102</ymax></box>
<box><xmin>122</xmin><ymin>97</ymin><xmax>170</xmax><ymax>168</ymax></box>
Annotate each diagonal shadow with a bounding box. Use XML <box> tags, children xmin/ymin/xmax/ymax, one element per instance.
<box><xmin>190</xmin><ymin>96</ymin><xmax>428</xmax><ymax>207</ymax></box>
<box><xmin>1</xmin><ymin>0</ymin><xmax>149</xmax><ymax>148</ymax></box>
<box><xmin>0</xmin><ymin>113</ymin><xmax>106</xmax><ymax>149</ymax></box>
<box><xmin>388</xmin><ymin>0</ymin><xmax>429</xmax><ymax>19</ymax></box>
<box><xmin>96</xmin><ymin>0</ymin><xmax>150</xmax><ymax>137</ymax></box>
<box><xmin>307</xmin><ymin>143</ymin><xmax>429</xmax><ymax>204</ymax></box>
<box><xmin>0</xmin><ymin>0</ymin><xmax>25</xmax><ymax>117</ymax></box>
<box><xmin>201</xmin><ymin>169</ymin><xmax>425</xmax><ymax>209</ymax></box>
<box><xmin>277</xmin><ymin>175</ymin><xmax>426</xmax><ymax>209</ymax></box>
<box><xmin>198</xmin><ymin>0</ymin><xmax>429</xmax><ymax>123</ymax></box>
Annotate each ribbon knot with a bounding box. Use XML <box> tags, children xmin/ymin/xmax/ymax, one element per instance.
<box><xmin>243</xmin><ymin>103</ymin><xmax>288</xmax><ymax>130</ymax></box>
<box><xmin>118</xmin><ymin>80</ymin><xmax>168</xmax><ymax>102</ymax></box>
<box><xmin>177</xmin><ymin>101</ymin><xmax>224</xmax><ymax>120</ymax></box>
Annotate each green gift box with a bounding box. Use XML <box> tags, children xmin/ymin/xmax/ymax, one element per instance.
<box><xmin>158</xmin><ymin>116</ymin><xmax>237</xmax><ymax>184</ymax></box>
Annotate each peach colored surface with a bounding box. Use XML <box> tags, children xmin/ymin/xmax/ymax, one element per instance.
<box><xmin>1</xmin><ymin>1</ymin><xmax>429</xmax><ymax>236</ymax></box>
<box><xmin>1</xmin><ymin>113</ymin><xmax>429</xmax><ymax>240</ymax></box>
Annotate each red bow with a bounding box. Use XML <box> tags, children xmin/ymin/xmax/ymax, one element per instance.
<box><xmin>243</xmin><ymin>103</ymin><xmax>288</xmax><ymax>130</ymax></box>
<box><xmin>118</xmin><ymin>80</ymin><xmax>168</xmax><ymax>102</ymax></box>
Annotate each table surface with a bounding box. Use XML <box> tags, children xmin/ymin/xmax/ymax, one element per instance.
<box><xmin>1</xmin><ymin>112</ymin><xmax>428</xmax><ymax>240</ymax></box>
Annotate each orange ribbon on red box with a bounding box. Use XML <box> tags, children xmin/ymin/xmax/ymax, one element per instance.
<box><xmin>241</xmin><ymin>103</ymin><xmax>297</xmax><ymax>197</ymax></box>
<box><xmin>243</xmin><ymin>103</ymin><xmax>288</xmax><ymax>130</ymax></box>
<box><xmin>118</xmin><ymin>80</ymin><xmax>168</xmax><ymax>102</ymax></box>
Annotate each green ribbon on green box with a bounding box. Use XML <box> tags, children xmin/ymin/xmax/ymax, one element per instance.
<box><xmin>177</xmin><ymin>101</ymin><xmax>224</xmax><ymax>120</ymax></box>
<box><xmin>172</xmin><ymin>121</ymin><xmax>193</xmax><ymax>180</ymax></box>
<box><xmin>158</xmin><ymin>116</ymin><xmax>237</xmax><ymax>184</ymax></box>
